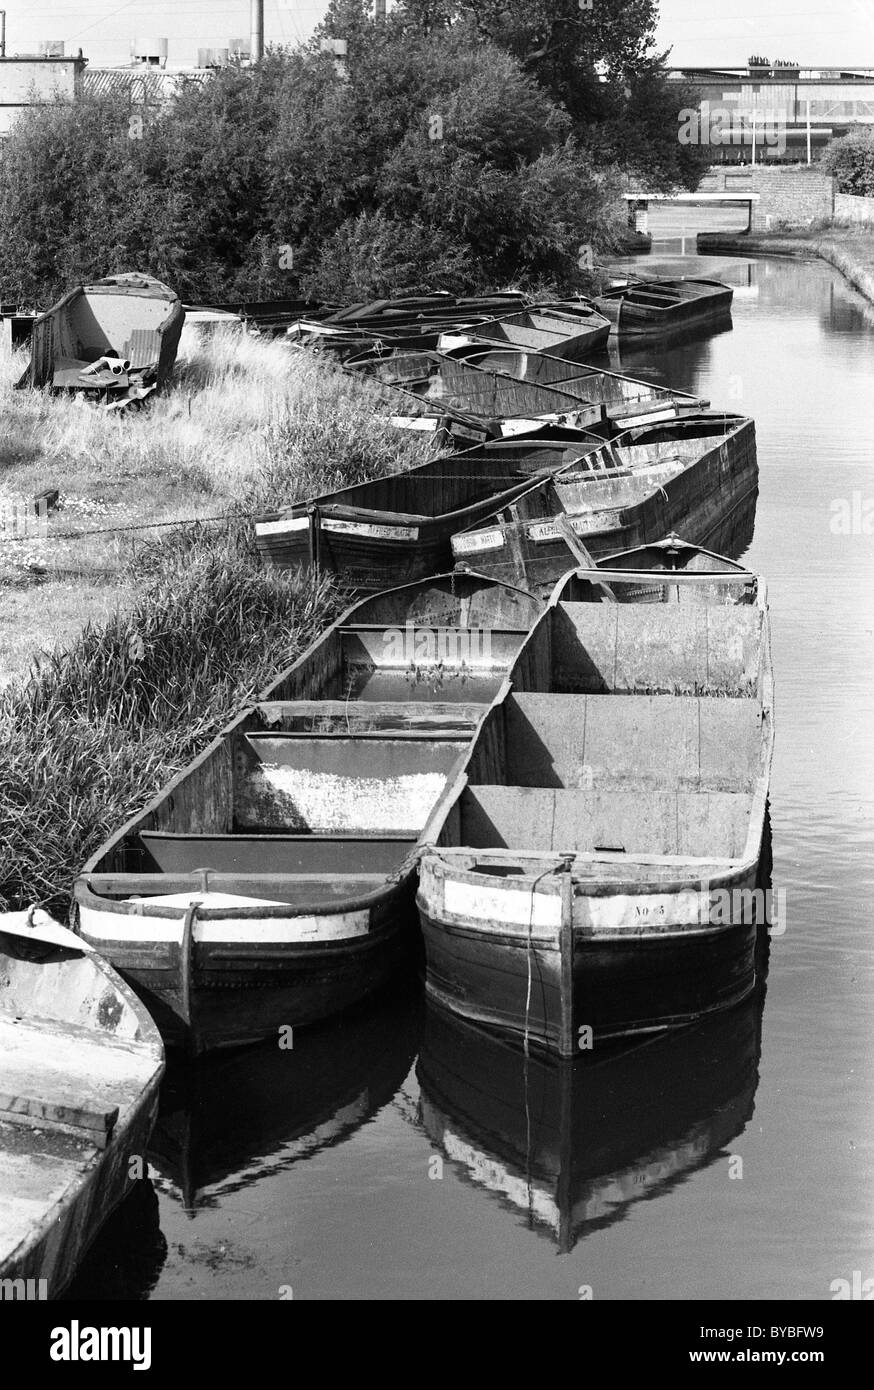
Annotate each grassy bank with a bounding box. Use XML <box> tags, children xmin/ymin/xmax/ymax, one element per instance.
<box><xmin>0</xmin><ymin>330</ymin><xmax>435</xmax><ymax>913</ymax></box>
<box><xmin>0</xmin><ymin>327</ymin><xmax>432</xmax><ymax>679</ymax></box>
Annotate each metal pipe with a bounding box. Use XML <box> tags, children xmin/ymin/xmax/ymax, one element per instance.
<box><xmin>250</xmin><ymin>0</ymin><xmax>263</xmax><ymax>62</ymax></box>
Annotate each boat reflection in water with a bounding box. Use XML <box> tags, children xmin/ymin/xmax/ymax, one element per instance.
<box><xmin>148</xmin><ymin>984</ymin><xmax>421</xmax><ymax>1212</ymax></box>
<box><xmin>417</xmin><ymin>935</ymin><xmax>768</xmax><ymax>1254</ymax></box>
<box><xmin>62</xmin><ymin>1179</ymin><xmax>167</xmax><ymax>1301</ymax></box>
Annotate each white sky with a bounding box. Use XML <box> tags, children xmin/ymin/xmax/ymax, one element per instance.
<box><xmin>2</xmin><ymin>2</ymin><xmax>873</xmax><ymax>68</ymax></box>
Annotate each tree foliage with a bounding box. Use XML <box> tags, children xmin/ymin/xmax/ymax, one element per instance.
<box><xmin>0</xmin><ymin>3</ymin><xmax>693</xmax><ymax>306</ymax></box>
<box><xmin>822</xmin><ymin>127</ymin><xmax>874</xmax><ymax>197</ymax></box>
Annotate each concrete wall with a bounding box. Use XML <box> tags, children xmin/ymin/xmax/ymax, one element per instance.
<box><xmin>0</xmin><ymin>57</ymin><xmax>84</xmax><ymax>137</ymax></box>
<box><xmin>834</xmin><ymin>191</ymin><xmax>874</xmax><ymax>226</ymax></box>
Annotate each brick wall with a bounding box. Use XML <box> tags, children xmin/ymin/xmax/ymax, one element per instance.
<box><xmin>699</xmin><ymin>167</ymin><xmax>835</xmax><ymax>230</ymax></box>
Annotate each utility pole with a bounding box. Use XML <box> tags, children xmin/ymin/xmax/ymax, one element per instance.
<box><xmin>250</xmin><ymin>0</ymin><xmax>263</xmax><ymax>62</ymax></box>
<box><xmin>1</xmin><ymin>12</ymin><xmax>6</xmax><ymax>59</ymax></box>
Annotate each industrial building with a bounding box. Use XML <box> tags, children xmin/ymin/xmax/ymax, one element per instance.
<box><xmin>668</xmin><ymin>62</ymin><xmax>874</xmax><ymax>163</ymax></box>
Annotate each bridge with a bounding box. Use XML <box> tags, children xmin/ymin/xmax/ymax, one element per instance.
<box><xmin>623</xmin><ymin>191</ymin><xmax>761</xmax><ymax>235</ymax></box>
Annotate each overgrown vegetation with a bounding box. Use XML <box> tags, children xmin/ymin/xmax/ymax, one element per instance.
<box><xmin>0</xmin><ymin>1</ymin><xmax>707</xmax><ymax>305</ymax></box>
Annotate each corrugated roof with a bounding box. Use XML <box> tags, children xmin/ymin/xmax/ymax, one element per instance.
<box><xmin>84</xmin><ymin>68</ymin><xmax>213</xmax><ymax>101</ymax></box>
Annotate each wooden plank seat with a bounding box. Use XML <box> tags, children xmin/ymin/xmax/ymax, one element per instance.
<box><xmin>256</xmin><ymin>699</ymin><xmax>489</xmax><ymax>733</ymax></box>
<box><xmin>83</xmin><ymin>871</ymin><xmax>396</xmax><ymax>903</ymax></box>
<box><xmin>0</xmin><ymin>1017</ymin><xmax>122</xmax><ymax>1147</ymax></box>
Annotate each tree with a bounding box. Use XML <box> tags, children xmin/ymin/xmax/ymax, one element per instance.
<box><xmin>393</xmin><ymin>0</ymin><xmax>709</xmax><ymax>189</ymax></box>
<box><xmin>823</xmin><ymin>127</ymin><xmax>874</xmax><ymax>197</ymax></box>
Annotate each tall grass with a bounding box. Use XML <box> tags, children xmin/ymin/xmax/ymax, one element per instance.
<box><xmin>0</xmin><ymin>525</ymin><xmax>347</xmax><ymax>914</ymax></box>
<box><xmin>0</xmin><ymin>330</ymin><xmax>435</xmax><ymax>913</ymax></box>
<box><xmin>0</xmin><ymin>331</ymin><xmax>432</xmax><ymax>529</ymax></box>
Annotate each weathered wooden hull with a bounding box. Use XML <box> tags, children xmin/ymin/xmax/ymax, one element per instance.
<box><xmin>452</xmin><ymin>416</ymin><xmax>758</xmax><ymax>591</ymax></box>
<box><xmin>595</xmin><ymin>278</ymin><xmax>734</xmax><ymax>340</ymax></box>
<box><xmin>417</xmin><ymin>987</ymin><xmax>762</xmax><ymax>1250</ymax></box>
<box><xmin>415</xmin><ymin>553</ymin><xmax>774</xmax><ymax>1057</ymax></box>
<box><xmin>0</xmin><ymin>915</ymin><xmax>164</xmax><ymax>1295</ymax></box>
<box><xmin>0</xmin><ymin>1075</ymin><xmax>161</xmax><ymax>1295</ymax></box>
<box><xmin>440</xmin><ymin>307</ymin><xmax>612</xmax><ymax>361</ymax></box>
<box><xmin>418</xmin><ymin>864</ymin><xmax>761</xmax><ymax>1053</ymax></box>
<box><xmin>253</xmin><ymin>430</ymin><xmax>603</xmax><ymax>589</ymax></box>
<box><xmin>18</xmin><ymin>273</ymin><xmax>184</xmax><ymax>398</ymax></box>
<box><xmin>350</xmin><ymin>348</ymin><xmax>704</xmax><ymax>438</ymax></box>
<box><xmin>77</xmin><ymin>879</ymin><xmax>415</xmax><ymax>1053</ymax></box>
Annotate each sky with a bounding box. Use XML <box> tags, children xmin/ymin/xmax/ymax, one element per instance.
<box><xmin>2</xmin><ymin>1</ymin><xmax>874</xmax><ymax>69</ymax></box>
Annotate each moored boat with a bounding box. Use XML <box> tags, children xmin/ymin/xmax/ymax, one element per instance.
<box><xmin>416</xmin><ymin>547</ymin><xmax>774</xmax><ymax>1055</ymax></box>
<box><xmin>451</xmin><ymin>412</ymin><xmax>757</xmax><ymax>593</ymax></box>
<box><xmin>17</xmin><ymin>273</ymin><xmax>184</xmax><ymax>407</ymax></box>
<box><xmin>0</xmin><ymin>910</ymin><xmax>164</xmax><ymax>1295</ymax></box>
<box><xmin>349</xmin><ymin>348</ymin><xmax>704</xmax><ymax>437</ymax></box>
<box><xmin>253</xmin><ymin>426</ymin><xmax>604</xmax><ymax>588</ymax></box>
<box><xmin>438</xmin><ymin>305</ymin><xmax>611</xmax><ymax>361</ymax></box>
<box><xmin>75</xmin><ymin>571</ymin><xmax>544</xmax><ymax>1053</ymax></box>
<box><xmin>594</xmin><ymin>276</ymin><xmax>734</xmax><ymax>340</ymax></box>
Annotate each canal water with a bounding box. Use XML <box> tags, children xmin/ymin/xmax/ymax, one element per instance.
<box><xmin>67</xmin><ymin>237</ymin><xmax>874</xmax><ymax>1302</ymax></box>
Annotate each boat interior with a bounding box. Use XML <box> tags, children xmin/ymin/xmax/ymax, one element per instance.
<box><xmin>599</xmin><ymin>278</ymin><xmax>730</xmax><ymax>308</ymax></box>
<box><xmin>464</xmin><ymin>309</ymin><xmax>601</xmax><ymax>351</ymax></box>
<box><xmin>85</xmin><ymin>713</ymin><xmax>472</xmax><ymax>904</ymax></box>
<box><xmin>261</xmin><ymin>574</ymin><xmax>543</xmax><ymax>708</ymax></box>
<box><xmin>83</xmin><ymin>574</ymin><xmax>554</xmax><ymax>909</ymax></box>
<box><xmin>0</xmin><ymin>923</ymin><xmax>160</xmax><ymax>1271</ymax></box>
<box><xmin>281</xmin><ymin>433</ymin><xmax>603</xmax><ymax>524</ymax></box>
<box><xmin>454</xmin><ymin>416</ymin><xmax>746</xmax><ymax>535</ymax></box>
<box><xmin>433</xmin><ymin>593</ymin><xmax>767</xmax><ymax>864</ymax></box>
<box><xmin>53</xmin><ymin>287</ymin><xmax>172</xmax><ymax>367</ymax></box>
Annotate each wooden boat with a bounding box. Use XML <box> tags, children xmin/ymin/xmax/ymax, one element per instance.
<box><xmin>75</xmin><ymin>571</ymin><xmax>544</xmax><ymax>1053</ymax></box>
<box><xmin>17</xmin><ymin>272</ymin><xmax>184</xmax><ymax>407</ymax></box>
<box><xmin>438</xmin><ymin>305</ymin><xmax>611</xmax><ymax>360</ymax></box>
<box><xmin>0</xmin><ymin>909</ymin><xmax>164</xmax><ymax>1295</ymax></box>
<box><xmin>594</xmin><ymin>276</ymin><xmax>734</xmax><ymax>340</ymax></box>
<box><xmin>149</xmin><ymin>990</ymin><xmax>419</xmax><ymax>1211</ymax></box>
<box><xmin>416</xmin><ymin>546</ymin><xmax>774</xmax><ymax>1055</ymax></box>
<box><xmin>451</xmin><ymin>413</ymin><xmax>757</xmax><ymax>592</ymax></box>
<box><xmin>292</xmin><ymin>292</ymin><xmax>528</xmax><ymax>356</ymax></box>
<box><xmin>350</xmin><ymin>348</ymin><xmax>704</xmax><ymax>437</ymax></box>
<box><xmin>253</xmin><ymin>426</ymin><xmax>605</xmax><ymax>588</ymax></box>
<box><xmin>418</xmin><ymin>989</ymin><xmax>762</xmax><ymax>1251</ymax></box>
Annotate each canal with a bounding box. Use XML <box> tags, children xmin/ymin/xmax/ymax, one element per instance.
<box><xmin>68</xmin><ymin>240</ymin><xmax>874</xmax><ymax>1302</ymax></box>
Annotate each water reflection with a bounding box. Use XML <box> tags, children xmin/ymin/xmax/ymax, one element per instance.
<box><xmin>63</xmin><ymin>1180</ymin><xmax>167</xmax><ymax>1301</ymax></box>
<box><xmin>148</xmin><ymin>985</ymin><xmax>421</xmax><ymax>1213</ymax></box>
<box><xmin>606</xmin><ymin>316</ymin><xmax>735</xmax><ymax>376</ymax></box>
<box><xmin>418</xmin><ymin>946</ymin><xmax>768</xmax><ymax>1255</ymax></box>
